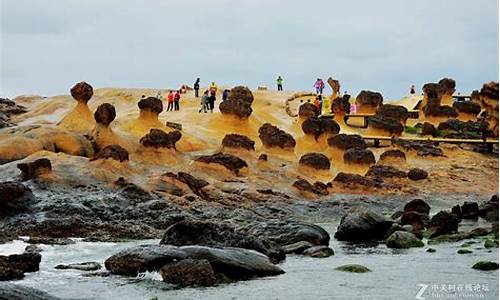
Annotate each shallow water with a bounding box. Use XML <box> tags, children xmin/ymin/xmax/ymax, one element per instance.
<box><xmin>2</xmin><ymin>221</ymin><xmax>498</xmax><ymax>300</ymax></box>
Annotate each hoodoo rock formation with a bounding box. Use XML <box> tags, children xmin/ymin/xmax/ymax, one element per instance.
<box><xmin>472</xmin><ymin>81</ymin><xmax>499</xmax><ymax>137</ymax></box>
<box><xmin>58</xmin><ymin>81</ymin><xmax>95</xmax><ymax>133</ymax></box>
<box><xmin>298</xmin><ymin>153</ymin><xmax>331</xmax><ymax>170</ymax></box>
<box><xmin>421</xmin><ymin>80</ymin><xmax>458</xmax><ymax>122</ymax></box>
<box><xmin>195</xmin><ymin>152</ymin><xmax>248</xmax><ymax>176</ymax></box>
<box><xmin>219</xmin><ymin>86</ymin><xmax>254</xmax><ymax>119</ymax></box>
<box><xmin>221</xmin><ymin>134</ymin><xmax>255</xmax><ymax>151</ymax></box>
<box><xmin>258</xmin><ymin>123</ymin><xmax>296</xmax><ymax>151</ymax></box>
<box><xmin>355</xmin><ymin>90</ymin><xmax>383</xmax><ymax>113</ymax></box>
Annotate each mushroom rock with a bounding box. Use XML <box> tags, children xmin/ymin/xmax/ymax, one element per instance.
<box><xmin>292</xmin><ymin>178</ymin><xmax>329</xmax><ymax>197</ymax></box>
<box><xmin>219</xmin><ymin>86</ymin><xmax>254</xmax><ymax>119</ymax></box>
<box><xmin>298</xmin><ymin>103</ymin><xmax>319</xmax><ymax>120</ymax></box>
<box><xmin>327</xmin><ymin>134</ymin><xmax>367</xmax><ymax>150</ymax></box>
<box><xmin>408</xmin><ymin>168</ymin><xmax>428</xmax><ymax>181</ymax></box>
<box><xmin>301</xmin><ymin>117</ymin><xmax>340</xmax><ymax>140</ymax></box>
<box><xmin>327</xmin><ymin>77</ymin><xmax>341</xmax><ymax>99</ymax></box>
<box><xmin>379</xmin><ymin>149</ymin><xmax>406</xmax><ymax>162</ymax></box>
<box><xmin>472</xmin><ymin>81</ymin><xmax>499</xmax><ymax>136</ymax></box>
<box><xmin>330</xmin><ymin>94</ymin><xmax>351</xmax><ymax>122</ymax></box>
<box><xmin>94</xmin><ymin>103</ymin><xmax>116</xmax><ymax>126</ymax></box>
<box><xmin>422</xmin><ymin>83</ymin><xmax>446</xmax><ymax>107</ymax></box>
<box><xmin>344</xmin><ymin>148</ymin><xmax>376</xmax><ymax>166</ymax></box>
<box><xmin>436</xmin><ymin>119</ymin><xmax>488</xmax><ymax>139</ymax></box>
<box><xmin>420</xmin><ymin>122</ymin><xmax>436</xmax><ymax>136</ymax></box>
<box><xmin>195</xmin><ymin>152</ymin><xmax>248</xmax><ymax>176</ymax></box>
<box><xmin>365</xmin><ymin>165</ymin><xmax>407</xmax><ymax>179</ymax></box>
<box><xmin>90</xmin><ymin>145</ymin><xmax>129</xmax><ymax>162</ymax></box>
<box><xmin>120</xmin><ymin>96</ymin><xmax>166</xmax><ymax>138</ymax></box>
<box><xmin>366</xmin><ymin>116</ymin><xmax>404</xmax><ymax>135</ymax></box>
<box><xmin>91</xmin><ymin>103</ymin><xmax>128</xmax><ymax>151</ymax></box>
<box><xmin>138</xmin><ymin>96</ymin><xmax>163</xmax><ymax>115</ymax></box>
<box><xmin>421</xmin><ymin>82</ymin><xmax>458</xmax><ymax>123</ymax></box>
<box><xmin>355</xmin><ymin>90</ymin><xmax>383</xmax><ymax>113</ymax></box>
<box><xmin>58</xmin><ymin>81</ymin><xmax>95</xmax><ymax>133</ymax></box>
<box><xmin>140</xmin><ymin>129</ymin><xmax>182</xmax><ymax>149</ymax></box>
<box><xmin>438</xmin><ymin>78</ymin><xmax>456</xmax><ymax>106</ymax></box>
<box><xmin>221</xmin><ymin>134</ymin><xmax>255</xmax><ymax>151</ymax></box>
<box><xmin>392</xmin><ymin>138</ymin><xmax>444</xmax><ymax>157</ymax></box>
<box><xmin>375</xmin><ymin>104</ymin><xmax>409</xmax><ymax>124</ymax></box>
<box><xmin>299</xmin><ymin>153</ymin><xmax>330</xmax><ymax>171</ymax></box>
<box><xmin>453</xmin><ymin>101</ymin><xmax>481</xmax><ymax>121</ymax></box>
<box><xmin>17</xmin><ymin>158</ymin><xmax>52</xmax><ymax>180</ymax></box>
<box><xmin>258</xmin><ymin>123</ymin><xmax>296</xmax><ymax>151</ymax></box>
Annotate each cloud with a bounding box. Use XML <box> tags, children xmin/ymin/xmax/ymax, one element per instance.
<box><xmin>0</xmin><ymin>0</ymin><xmax>498</xmax><ymax>99</ymax></box>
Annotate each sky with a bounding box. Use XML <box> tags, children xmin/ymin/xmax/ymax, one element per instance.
<box><xmin>0</xmin><ymin>0</ymin><xmax>498</xmax><ymax>99</ymax></box>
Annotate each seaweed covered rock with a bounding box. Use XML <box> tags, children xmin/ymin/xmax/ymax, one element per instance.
<box><xmin>334</xmin><ymin>208</ymin><xmax>394</xmax><ymax>242</ymax></box>
<box><xmin>365</xmin><ymin>165</ymin><xmax>407</xmax><ymax>178</ymax></box>
<box><xmin>90</xmin><ymin>145</ymin><xmax>129</xmax><ymax>162</ymax></box>
<box><xmin>138</xmin><ymin>96</ymin><xmax>163</xmax><ymax>114</ymax></box>
<box><xmin>327</xmin><ymin>134</ymin><xmax>367</xmax><ymax>150</ymax></box>
<box><xmin>335</xmin><ymin>264</ymin><xmax>371</xmax><ymax>273</ymax></box>
<box><xmin>292</xmin><ymin>179</ymin><xmax>329</xmax><ymax>196</ymax></box>
<box><xmin>70</xmin><ymin>81</ymin><xmax>93</xmax><ymax>103</ymax></box>
<box><xmin>386</xmin><ymin>231</ymin><xmax>424</xmax><ymax>249</ymax></box>
<box><xmin>0</xmin><ymin>181</ymin><xmax>34</xmax><ymax>217</ymax></box>
<box><xmin>140</xmin><ymin>129</ymin><xmax>182</xmax><ymax>149</ymax></box>
<box><xmin>301</xmin><ymin>117</ymin><xmax>340</xmax><ymax>139</ymax></box>
<box><xmin>355</xmin><ymin>90</ymin><xmax>383</xmax><ymax>112</ymax></box>
<box><xmin>160</xmin><ymin>220</ymin><xmax>284</xmax><ymax>262</ymax></box>
<box><xmin>299</xmin><ymin>153</ymin><xmax>330</xmax><ymax>170</ymax></box>
<box><xmin>375</xmin><ymin>104</ymin><xmax>409</xmax><ymax>123</ymax></box>
<box><xmin>195</xmin><ymin>152</ymin><xmax>248</xmax><ymax>175</ymax></box>
<box><xmin>221</xmin><ymin>134</ymin><xmax>255</xmax><ymax>151</ymax></box>
<box><xmin>17</xmin><ymin>158</ymin><xmax>52</xmax><ymax>180</ymax></box>
<box><xmin>298</xmin><ymin>102</ymin><xmax>319</xmax><ymax>119</ymax></box>
<box><xmin>94</xmin><ymin>103</ymin><xmax>116</xmax><ymax>126</ymax></box>
<box><xmin>344</xmin><ymin>148</ymin><xmax>375</xmax><ymax>165</ymax></box>
<box><xmin>258</xmin><ymin>123</ymin><xmax>296</xmax><ymax>150</ymax></box>
<box><xmin>219</xmin><ymin>86</ymin><xmax>254</xmax><ymax>118</ymax></box>
<box><xmin>379</xmin><ymin>149</ymin><xmax>406</xmax><ymax>162</ymax></box>
<box><xmin>408</xmin><ymin>168</ymin><xmax>428</xmax><ymax>180</ymax></box>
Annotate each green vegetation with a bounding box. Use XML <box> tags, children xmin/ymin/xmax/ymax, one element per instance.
<box><xmin>472</xmin><ymin>261</ymin><xmax>499</xmax><ymax>271</ymax></box>
<box><xmin>457</xmin><ymin>248</ymin><xmax>472</xmax><ymax>254</ymax></box>
<box><xmin>335</xmin><ymin>264</ymin><xmax>371</xmax><ymax>273</ymax></box>
<box><xmin>484</xmin><ymin>239</ymin><xmax>499</xmax><ymax>248</ymax></box>
<box><xmin>404</xmin><ymin>126</ymin><xmax>418</xmax><ymax>134</ymax></box>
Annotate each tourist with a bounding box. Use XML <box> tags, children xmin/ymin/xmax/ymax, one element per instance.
<box><xmin>313</xmin><ymin>97</ymin><xmax>321</xmax><ymax>110</ymax></box>
<box><xmin>199</xmin><ymin>90</ymin><xmax>209</xmax><ymax>113</ymax></box>
<box><xmin>222</xmin><ymin>89</ymin><xmax>230</xmax><ymax>101</ymax></box>
<box><xmin>277</xmin><ymin>76</ymin><xmax>284</xmax><ymax>91</ymax></box>
<box><xmin>174</xmin><ymin>90</ymin><xmax>181</xmax><ymax>111</ymax></box>
<box><xmin>167</xmin><ymin>90</ymin><xmax>174</xmax><ymax>111</ymax></box>
<box><xmin>209</xmin><ymin>82</ymin><xmax>218</xmax><ymax>97</ymax></box>
<box><xmin>410</xmin><ymin>84</ymin><xmax>416</xmax><ymax>95</ymax></box>
<box><xmin>314</xmin><ymin>78</ymin><xmax>325</xmax><ymax>94</ymax></box>
<box><xmin>194</xmin><ymin>78</ymin><xmax>200</xmax><ymax>97</ymax></box>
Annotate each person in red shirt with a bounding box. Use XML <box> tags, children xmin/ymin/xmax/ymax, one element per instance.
<box><xmin>167</xmin><ymin>90</ymin><xmax>174</xmax><ymax>111</ymax></box>
<box><xmin>174</xmin><ymin>90</ymin><xmax>181</xmax><ymax>111</ymax></box>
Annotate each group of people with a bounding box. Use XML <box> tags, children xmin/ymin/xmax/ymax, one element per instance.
<box><xmin>193</xmin><ymin>79</ymin><xmax>231</xmax><ymax>113</ymax></box>
<box><xmin>166</xmin><ymin>90</ymin><xmax>181</xmax><ymax>111</ymax></box>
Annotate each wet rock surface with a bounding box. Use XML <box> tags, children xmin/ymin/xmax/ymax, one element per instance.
<box><xmin>195</xmin><ymin>152</ymin><xmax>248</xmax><ymax>175</ymax></box>
<box><xmin>55</xmin><ymin>262</ymin><xmax>101</xmax><ymax>271</ymax></box>
<box><xmin>386</xmin><ymin>231</ymin><xmax>424</xmax><ymax>248</ymax></box>
<box><xmin>219</xmin><ymin>86</ymin><xmax>254</xmax><ymax>118</ymax></box>
<box><xmin>0</xmin><ymin>181</ymin><xmax>34</xmax><ymax>217</ymax></box>
<box><xmin>160</xmin><ymin>258</ymin><xmax>220</xmax><ymax>287</ymax></box>
<box><xmin>427</xmin><ymin>211</ymin><xmax>460</xmax><ymax>238</ymax></box>
<box><xmin>17</xmin><ymin>158</ymin><xmax>52</xmax><ymax>180</ymax></box>
<box><xmin>299</xmin><ymin>153</ymin><xmax>330</xmax><ymax>170</ymax></box>
<box><xmin>90</xmin><ymin>145</ymin><xmax>129</xmax><ymax>162</ymax></box>
<box><xmin>140</xmin><ymin>129</ymin><xmax>182</xmax><ymax>149</ymax></box>
<box><xmin>222</xmin><ymin>134</ymin><xmax>255</xmax><ymax>151</ymax></box>
<box><xmin>163</xmin><ymin>172</ymin><xmax>209</xmax><ymax>199</ymax></box>
<box><xmin>334</xmin><ymin>207</ymin><xmax>394</xmax><ymax>242</ymax></box>
<box><xmin>479</xmin><ymin>195</ymin><xmax>499</xmax><ymax>222</ymax></box>
<box><xmin>258</xmin><ymin>123</ymin><xmax>296</xmax><ymax>149</ymax></box>
<box><xmin>0</xmin><ymin>283</ymin><xmax>63</xmax><ymax>300</ymax></box>
<box><xmin>0</xmin><ymin>252</ymin><xmax>41</xmax><ymax>280</ymax></box>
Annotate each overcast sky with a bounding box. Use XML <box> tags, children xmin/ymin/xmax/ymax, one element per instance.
<box><xmin>1</xmin><ymin>0</ymin><xmax>498</xmax><ymax>99</ymax></box>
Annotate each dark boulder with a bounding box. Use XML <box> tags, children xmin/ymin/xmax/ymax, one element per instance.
<box><xmin>160</xmin><ymin>258</ymin><xmax>219</xmax><ymax>287</ymax></box>
<box><xmin>140</xmin><ymin>129</ymin><xmax>182</xmax><ymax>149</ymax></box>
<box><xmin>221</xmin><ymin>134</ymin><xmax>255</xmax><ymax>151</ymax></box>
<box><xmin>479</xmin><ymin>195</ymin><xmax>499</xmax><ymax>222</ymax></box>
<box><xmin>451</xmin><ymin>205</ymin><xmax>462</xmax><ymax>218</ymax></box>
<box><xmin>367</xmin><ymin>116</ymin><xmax>404</xmax><ymax>134</ymax></box>
<box><xmin>379</xmin><ymin>149</ymin><xmax>406</xmax><ymax>161</ymax></box>
<box><xmin>195</xmin><ymin>152</ymin><xmax>248</xmax><ymax>175</ymax></box>
<box><xmin>420</xmin><ymin>122</ymin><xmax>436</xmax><ymax>135</ymax></box>
<box><xmin>365</xmin><ymin>165</ymin><xmax>407</xmax><ymax>178</ymax></box>
<box><xmin>427</xmin><ymin>211</ymin><xmax>460</xmax><ymax>238</ymax></box>
<box><xmin>355</xmin><ymin>90</ymin><xmax>383</xmax><ymax>109</ymax></box>
<box><xmin>400</xmin><ymin>211</ymin><xmax>428</xmax><ymax>233</ymax></box>
<box><xmin>333</xmin><ymin>172</ymin><xmax>382</xmax><ymax>188</ymax></box>
<box><xmin>70</xmin><ymin>81</ymin><xmax>93</xmax><ymax>103</ymax></box>
<box><xmin>0</xmin><ymin>252</ymin><xmax>41</xmax><ymax>281</ymax></box>
<box><xmin>301</xmin><ymin>117</ymin><xmax>340</xmax><ymax>139</ymax></box>
<box><xmin>54</xmin><ymin>262</ymin><xmax>101</xmax><ymax>271</ymax></box>
<box><xmin>403</xmin><ymin>199</ymin><xmax>431</xmax><ymax>215</ymax></box>
<box><xmin>258</xmin><ymin>154</ymin><xmax>268</xmax><ymax>161</ymax></box>
<box><xmin>94</xmin><ymin>103</ymin><xmax>116</xmax><ymax>126</ymax></box>
<box><xmin>408</xmin><ymin>168</ymin><xmax>428</xmax><ymax>180</ymax></box>
<box><xmin>0</xmin><ymin>283</ymin><xmax>63</xmax><ymax>300</ymax></box>
<box><xmin>0</xmin><ymin>181</ymin><xmax>34</xmax><ymax>217</ymax></box>
<box><xmin>138</xmin><ymin>96</ymin><xmax>163</xmax><ymax>114</ymax></box>
<box><xmin>423</xmin><ymin>103</ymin><xmax>458</xmax><ymax>118</ymax></box>
<box><xmin>375</xmin><ymin>104</ymin><xmax>409</xmax><ymax>123</ymax></box>
<box><xmin>281</xmin><ymin>241</ymin><xmax>314</xmax><ymax>254</ymax></box>
<box><xmin>423</xmin><ymin>83</ymin><xmax>446</xmax><ymax>101</ymax></box>
<box><xmin>331</xmin><ymin>94</ymin><xmax>351</xmax><ymax>114</ymax></box>
<box><xmin>386</xmin><ymin>231</ymin><xmax>424</xmax><ymax>249</ymax></box>
<box><xmin>344</xmin><ymin>148</ymin><xmax>376</xmax><ymax>165</ymax></box>
<box><xmin>258</xmin><ymin>123</ymin><xmax>296</xmax><ymax>149</ymax></box>
<box><xmin>219</xmin><ymin>86</ymin><xmax>254</xmax><ymax>118</ymax></box>
<box><xmin>159</xmin><ymin>220</ymin><xmax>284</xmax><ymax>263</ymax></box>
<box><xmin>453</xmin><ymin>101</ymin><xmax>481</xmax><ymax>115</ymax></box>
<box><xmin>302</xmin><ymin>246</ymin><xmax>334</xmax><ymax>258</ymax></box>
<box><xmin>299</xmin><ymin>153</ymin><xmax>330</xmax><ymax>170</ymax></box>
<box><xmin>237</xmin><ymin>221</ymin><xmax>330</xmax><ymax>247</ymax></box>
<box><xmin>292</xmin><ymin>179</ymin><xmax>329</xmax><ymax>196</ymax></box>
<box><xmin>460</xmin><ymin>201</ymin><xmax>479</xmax><ymax>219</ymax></box>
<box><xmin>438</xmin><ymin>78</ymin><xmax>456</xmax><ymax>95</ymax></box>
<box><xmin>90</xmin><ymin>145</ymin><xmax>129</xmax><ymax>162</ymax></box>
<box><xmin>327</xmin><ymin>134</ymin><xmax>367</xmax><ymax>150</ymax></box>
<box><xmin>17</xmin><ymin>158</ymin><xmax>52</xmax><ymax>180</ymax></box>
<box><xmin>334</xmin><ymin>208</ymin><xmax>394</xmax><ymax>242</ymax></box>
<box><xmin>298</xmin><ymin>103</ymin><xmax>319</xmax><ymax>119</ymax></box>
<box><xmin>437</xmin><ymin>119</ymin><xmax>486</xmax><ymax>133</ymax></box>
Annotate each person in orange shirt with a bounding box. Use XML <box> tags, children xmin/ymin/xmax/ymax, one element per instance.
<box><xmin>313</xmin><ymin>97</ymin><xmax>321</xmax><ymax>110</ymax></box>
<box><xmin>167</xmin><ymin>90</ymin><xmax>174</xmax><ymax>111</ymax></box>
